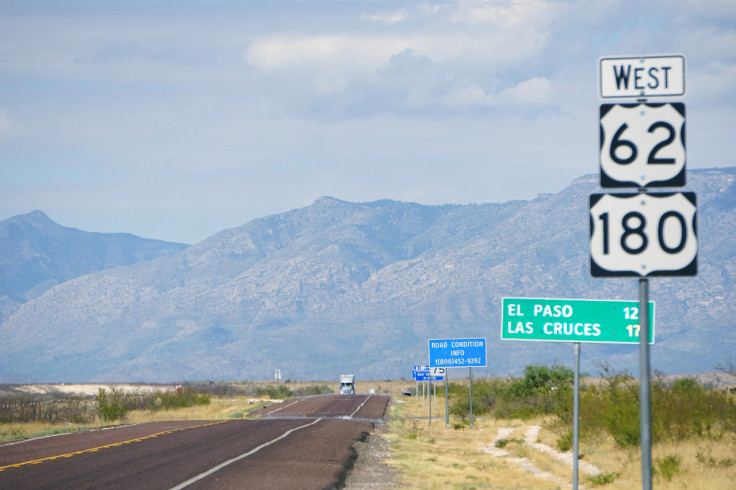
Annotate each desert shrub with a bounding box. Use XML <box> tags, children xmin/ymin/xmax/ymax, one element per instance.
<box><xmin>448</xmin><ymin>377</ymin><xmax>506</xmax><ymax>421</ymax></box>
<box><xmin>96</xmin><ymin>387</ymin><xmax>128</xmax><ymax>422</ymax></box>
<box><xmin>570</xmin><ymin>364</ymin><xmax>736</xmax><ymax>449</ymax></box>
<box><xmin>0</xmin><ymin>390</ymin><xmax>97</xmax><ymax>425</ymax></box>
<box><xmin>447</xmin><ymin>364</ymin><xmax>574</xmax><ymax>421</ymax></box>
<box><xmin>58</xmin><ymin>397</ymin><xmax>96</xmax><ymax>424</ymax></box>
<box><xmin>255</xmin><ymin>384</ymin><xmax>293</xmax><ymax>399</ymax></box>
<box><xmin>497</xmin><ymin>364</ymin><xmax>574</xmax><ymax>419</ymax></box>
<box><xmin>495</xmin><ymin>438</ymin><xmax>523</xmax><ymax>448</ymax></box>
<box><xmin>586</xmin><ymin>472</ymin><xmax>620</xmax><ymax>486</ymax></box>
<box><xmin>95</xmin><ymin>385</ymin><xmax>211</xmax><ymax>419</ymax></box>
<box><xmin>651</xmin><ymin>376</ymin><xmax>736</xmax><ymax>442</ymax></box>
<box><xmin>294</xmin><ymin>384</ymin><xmax>333</xmax><ymax>396</ymax></box>
<box><xmin>556</xmin><ymin>430</ymin><xmax>573</xmax><ymax>452</ymax></box>
<box><xmin>152</xmin><ymin>386</ymin><xmax>211</xmax><ymax>411</ymax></box>
<box><xmin>654</xmin><ymin>455</ymin><xmax>681</xmax><ymax>482</ymax></box>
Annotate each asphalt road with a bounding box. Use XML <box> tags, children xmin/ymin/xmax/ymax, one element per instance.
<box><xmin>0</xmin><ymin>394</ymin><xmax>389</xmax><ymax>489</ymax></box>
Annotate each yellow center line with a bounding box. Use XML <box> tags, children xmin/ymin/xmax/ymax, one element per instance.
<box><xmin>0</xmin><ymin>420</ymin><xmax>229</xmax><ymax>472</ymax></box>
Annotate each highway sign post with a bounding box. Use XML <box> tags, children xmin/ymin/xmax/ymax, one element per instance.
<box><xmin>429</xmin><ymin>338</ymin><xmax>486</xmax><ymax>428</ymax></box>
<box><xmin>413</xmin><ymin>366</ymin><xmax>444</xmax><ymax>426</ymax></box>
<box><xmin>430</xmin><ymin>367</ymin><xmax>450</xmax><ymax>428</ymax></box>
<box><xmin>412</xmin><ymin>365</ymin><xmax>426</xmax><ymax>404</ymax></box>
<box><xmin>501</xmin><ymin>297</ymin><xmax>654</xmax><ymax>344</ymax></box>
<box><xmin>593</xmin><ymin>53</ymin><xmax>692</xmax><ymax>490</ymax></box>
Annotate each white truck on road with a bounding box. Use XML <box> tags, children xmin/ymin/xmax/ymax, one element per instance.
<box><xmin>339</xmin><ymin>374</ymin><xmax>355</xmax><ymax>395</ymax></box>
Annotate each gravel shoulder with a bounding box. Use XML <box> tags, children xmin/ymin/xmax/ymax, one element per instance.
<box><xmin>344</xmin><ymin>420</ymin><xmax>399</xmax><ymax>489</ymax></box>
<box><xmin>344</xmin><ymin>399</ymin><xmax>399</xmax><ymax>489</ymax></box>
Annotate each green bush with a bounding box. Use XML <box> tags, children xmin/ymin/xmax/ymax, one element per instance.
<box><xmin>499</xmin><ymin>364</ymin><xmax>574</xmax><ymax>419</ymax></box>
<box><xmin>556</xmin><ymin>430</ymin><xmax>573</xmax><ymax>452</ymax></box>
<box><xmin>151</xmin><ymin>386</ymin><xmax>211</xmax><ymax>411</ymax></box>
<box><xmin>573</xmin><ymin>365</ymin><xmax>736</xmax><ymax>449</ymax></box>
<box><xmin>447</xmin><ymin>364</ymin><xmax>575</xmax><ymax>422</ymax></box>
<box><xmin>255</xmin><ymin>384</ymin><xmax>294</xmax><ymax>399</ymax></box>
<box><xmin>96</xmin><ymin>387</ymin><xmax>128</xmax><ymax>422</ymax></box>
<box><xmin>651</xmin><ymin>376</ymin><xmax>736</xmax><ymax>442</ymax></box>
<box><xmin>655</xmin><ymin>455</ymin><xmax>681</xmax><ymax>482</ymax></box>
<box><xmin>294</xmin><ymin>384</ymin><xmax>333</xmax><ymax>396</ymax></box>
<box><xmin>586</xmin><ymin>472</ymin><xmax>620</xmax><ymax>486</ymax></box>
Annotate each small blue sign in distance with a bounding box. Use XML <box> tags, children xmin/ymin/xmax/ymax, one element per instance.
<box><xmin>415</xmin><ymin>372</ymin><xmax>443</xmax><ymax>381</ymax></box>
<box><xmin>429</xmin><ymin>338</ymin><xmax>487</xmax><ymax>368</ymax></box>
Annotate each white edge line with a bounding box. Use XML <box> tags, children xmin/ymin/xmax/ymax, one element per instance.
<box><xmin>170</xmin><ymin>418</ymin><xmax>323</xmax><ymax>490</ymax></box>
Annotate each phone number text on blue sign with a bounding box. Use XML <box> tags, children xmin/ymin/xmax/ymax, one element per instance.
<box><xmin>433</xmin><ymin>357</ymin><xmax>483</xmax><ymax>366</ymax></box>
<box><xmin>428</xmin><ymin>338</ymin><xmax>487</xmax><ymax>368</ymax></box>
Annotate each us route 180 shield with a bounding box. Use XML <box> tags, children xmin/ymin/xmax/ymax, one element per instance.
<box><xmin>590</xmin><ymin>192</ymin><xmax>697</xmax><ymax>277</ymax></box>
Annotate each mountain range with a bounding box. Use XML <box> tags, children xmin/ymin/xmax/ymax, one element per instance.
<box><xmin>1</xmin><ymin>167</ymin><xmax>734</xmax><ymax>383</ymax></box>
<box><xmin>0</xmin><ymin>211</ymin><xmax>187</xmax><ymax>325</ymax></box>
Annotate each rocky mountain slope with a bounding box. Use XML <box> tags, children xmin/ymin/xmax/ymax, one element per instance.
<box><xmin>0</xmin><ymin>210</ymin><xmax>188</xmax><ymax>324</ymax></box>
<box><xmin>0</xmin><ymin>168</ymin><xmax>734</xmax><ymax>382</ymax></box>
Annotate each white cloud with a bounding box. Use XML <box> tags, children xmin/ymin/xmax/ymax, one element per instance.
<box><xmin>442</xmin><ymin>76</ymin><xmax>554</xmax><ymax>109</ymax></box>
<box><xmin>244</xmin><ymin>35</ymin><xmax>400</xmax><ymax>72</ymax></box>
<box><xmin>363</xmin><ymin>9</ymin><xmax>408</xmax><ymax>24</ymax></box>
<box><xmin>442</xmin><ymin>83</ymin><xmax>491</xmax><ymax>108</ymax></box>
<box><xmin>421</xmin><ymin>0</ymin><xmax>560</xmax><ymax>31</ymax></box>
<box><xmin>499</xmin><ymin>77</ymin><xmax>554</xmax><ymax>105</ymax></box>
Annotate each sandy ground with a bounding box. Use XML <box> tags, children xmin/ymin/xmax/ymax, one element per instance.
<box><xmin>483</xmin><ymin>425</ymin><xmax>602</xmax><ymax>489</ymax></box>
<box><xmin>10</xmin><ymin>383</ymin><xmax>176</xmax><ymax>397</ymax></box>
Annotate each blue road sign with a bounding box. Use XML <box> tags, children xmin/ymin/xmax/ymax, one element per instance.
<box><xmin>412</xmin><ymin>366</ymin><xmax>444</xmax><ymax>381</ymax></box>
<box><xmin>429</xmin><ymin>338</ymin><xmax>487</xmax><ymax>368</ymax></box>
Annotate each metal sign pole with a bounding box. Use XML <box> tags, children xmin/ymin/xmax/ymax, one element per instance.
<box><xmin>429</xmin><ymin>380</ymin><xmax>432</xmax><ymax>426</ymax></box>
<box><xmin>445</xmin><ymin>371</ymin><xmax>450</xmax><ymax>429</ymax></box>
<box><xmin>639</xmin><ymin>278</ymin><xmax>652</xmax><ymax>490</ymax></box>
<box><xmin>573</xmin><ymin>342</ymin><xmax>580</xmax><ymax>490</ymax></box>
<box><xmin>469</xmin><ymin>367</ymin><xmax>474</xmax><ymax>429</ymax></box>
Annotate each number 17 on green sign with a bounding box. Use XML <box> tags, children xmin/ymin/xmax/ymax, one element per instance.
<box><xmin>501</xmin><ymin>298</ymin><xmax>654</xmax><ymax>344</ymax></box>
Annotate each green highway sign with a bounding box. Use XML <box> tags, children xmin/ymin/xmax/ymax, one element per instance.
<box><xmin>501</xmin><ymin>297</ymin><xmax>654</xmax><ymax>344</ymax></box>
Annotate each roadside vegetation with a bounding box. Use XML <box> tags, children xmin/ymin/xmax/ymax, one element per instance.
<box><xmin>0</xmin><ymin>380</ymin><xmax>334</xmax><ymax>442</ymax></box>
<box><xmin>387</xmin><ymin>363</ymin><xmax>736</xmax><ymax>488</ymax></box>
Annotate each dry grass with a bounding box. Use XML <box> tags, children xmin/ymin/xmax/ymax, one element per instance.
<box><xmin>384</xmin><ymin>393</ymin><xmax>736</xmax><ymax>489</ymax></box>
<box><xmin>386</xmin><ymin>398</ymin><xmax>562</xmax><ymax>489</ymax></box>
<box><xmin>123</xmin><ymin>396</ymin><xmax>271</xmax><ymax>424</ymax></box>
<box><xmin>0</xmin><ymin>421</ymin><xmax>98</xmax><ymax>441</ymax></box>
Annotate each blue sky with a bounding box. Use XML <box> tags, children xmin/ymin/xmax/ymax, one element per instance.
<box><xmin>1</xmin><ymin>0</ymin><xmax>734</xmax><ymax>244</ymax></box>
